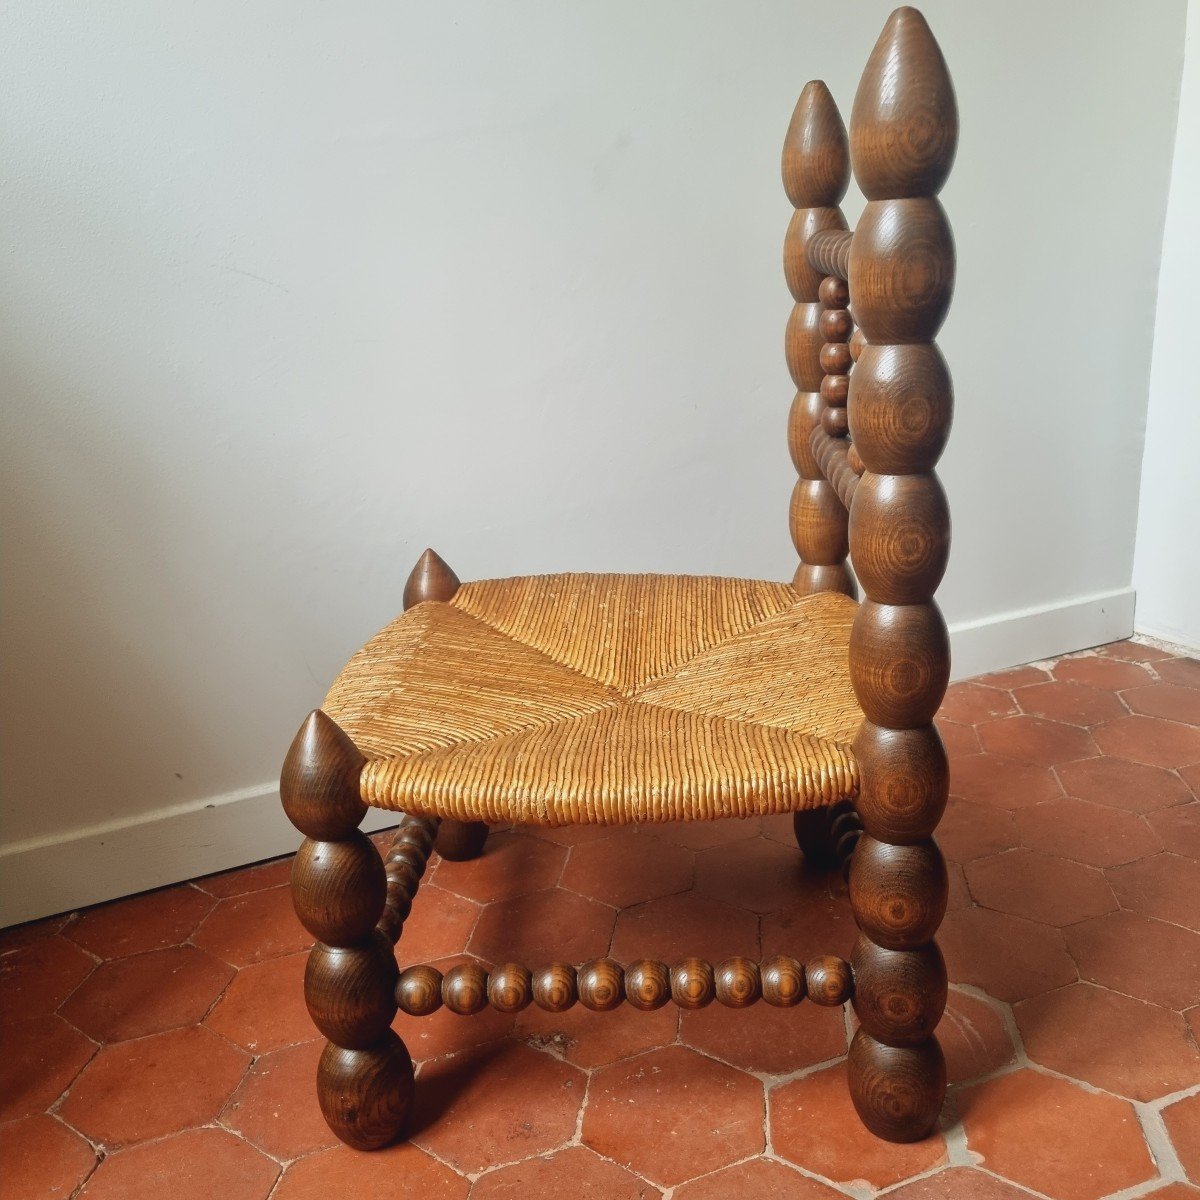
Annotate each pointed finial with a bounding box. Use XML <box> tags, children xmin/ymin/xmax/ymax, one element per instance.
<box><xmin>280</xmin><ymin>709</ymin><xmax>367</xmax><ymax>839</ymax></box>
<box><xmin>850</xmin><ymin>7</ymin><xmax>957</xmax><ymax>200</ymax></box>
<box><xmin>403</xmin><ymin>547</ymin><xmax>461</xmax><ymax>610</ymax></box>
<box><xmin>782</xmin><ymin>80</ymin><xmax>850</xmax><ymax>209</ymax></box>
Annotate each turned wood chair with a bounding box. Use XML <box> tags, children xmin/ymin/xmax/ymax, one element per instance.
<box><xmin>282</xmin><ymin>6</ymin><xmax>956</xmax><ymax>1149</ymax></box>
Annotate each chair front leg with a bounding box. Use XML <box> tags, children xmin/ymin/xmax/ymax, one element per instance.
<box><xmin>282</xmin><ymin>710</ymin><xmax>412</xmax><ymax>1150</ymax></box>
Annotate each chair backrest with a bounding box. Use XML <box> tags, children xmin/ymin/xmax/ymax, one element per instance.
<box><xmin>785</xmin><ymin>7</ymin><xmax>957</xmax><ymax>835</ymax></box>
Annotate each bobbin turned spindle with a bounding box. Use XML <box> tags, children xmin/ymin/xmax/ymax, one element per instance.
<box><xmin>842</xmin><ymin>5</ymin><xmax>957</xmax><ymax>1142</ymax></box>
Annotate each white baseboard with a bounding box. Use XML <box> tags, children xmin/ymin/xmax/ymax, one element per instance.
<box><xmin>0</xmin><ymin>585</ymin><xmax>1137</xmax><ymax>929</ymax></box>
<box><xmin>0</xmin><ymin>783</ymin><xmax>400</xmax><ymax>929</ymax></box>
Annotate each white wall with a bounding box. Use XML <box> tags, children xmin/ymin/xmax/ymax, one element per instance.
<box><xmin>0</xmin><ymin>1</ymin><xmax>1187</xmax><ymax>924</ymax></box>
<box><xmin>1135</xmin><ymin>0</ymin><xmax>1200</xmax><ymax>652</ymax></box>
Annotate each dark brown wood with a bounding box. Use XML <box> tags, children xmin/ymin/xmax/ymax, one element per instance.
<box><xmin>317</xmin><ymin>1036</ymin><xmax>414</xmax><ymax>1152</ymax></box>
<box><xmin>436</xmin><ymin>818</ymin><xmax>490</xmax><ymax>862</ymax></box>
<box><xmin>625</xmin><ymin>959</ymin><xmax>672</xmax><ymax>1010</ymax></box>
<box><xmin>532</xmin><ymin>962</ymin><xmax>578</xmax><ymax>1013</ymax></box>
<box><xmin>487</xmin><ymin>963</ymin><xmax>533</xmax><ymax>1013</ymax></box>
<box><xmin>805</xmin><ymin>955</ymin><xmax>854</xmax><ymax>1006</ymax></box>
<box><xmin>292</xmin><ymin>834</ymin><xmax>386</xmax><ymax>946</ymax></box>
<box><xmin>442</xmin><ymin>962</ymin><xmax>490</xmax><ymax>1015</ymax></box>
<box><xmin>281</xmin><ymin>710</ymin><xmax>367</xmax><ymax>841</ymax></box>
<box><xmin>807</xmin><ymin>228</ymin><xmax>854</xmax><ymax>280</ymax></box>
<box><xmin>578</xmin><ymin>959</ymin><xmax>625</xmax><ymax>1011</ymax></box>
<box><xmin>305</xmin><ymin>935</ymin><xmax>399</xmax><ymax>1048</ymax></box>
<box><xmin>402</xmin><ymin>547</ymin><xmax>461</xmax><ymax>609</ymax></box>
<box><xmin>850</xmin><ymin>934</ymin><xmax>946</xmax><ymax>1045</ymax></box>
<box><xmin>378</xmin><ymin>816</ymin><xmax>440</xmax><ymax>945</ymax></box>
<box><xmin>395</xmin><ymin>965</ymin><xmax>443</xmax><ymax>1017</ymax></box>
<box><xmin>847</xmin><ymin>1028</ymin><xmax>946</xmax><ymax>1143</ymax></box>
<box><xmin>714</xmin><ymin>957</ymin><xmax>762</xmax><ymax>1008</ymax></box>
<box><xmin>760</xmin><ymin>954</ymin><xmax>806</xmax><ymax>1008</ymax></box>
<box><xmin>670</xmin><ymin>958</ymin><xmax>716</xmax><ymax>1010</ymax></box>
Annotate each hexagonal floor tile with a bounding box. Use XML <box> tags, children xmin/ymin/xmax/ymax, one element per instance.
<box><xmin>936</xmin><ymin>718</ymin><xmax>980</xmax><ymax>759</ymax></box>
<box><xmin>1138</xmin><ymin>1184</ymin><xmax>1200</xmax><ymax>1199</ymax></box>
<box><xmin>468</xmin><ymin>888</ymin><xmax>615</xmax><ymax>966</ymax></box>
<box><xmin>939</xmin><ymin>906</ymin><xmax>1076</xmax><ymax>1003</ymax></box>
<box><xmin>978</xmin><ymin>716</ymin><xmax>1097</xmax><ymax>767</ymax></box>
<box><xmin>950</xmin><ymin>754</ymin><xmax>1061</xmax><ymax>809</ymax></box>
<box><xmin>673</xmin><ymin>1157</ymin><xmax>843</xmax><ymax>1198</ymax></box>
<box><xmin>1098</xmin><ymin>640</ymin><xmax>1174</xmax><ymax>663</ymax></box>
<box><xmin>393</xmin><ymin>883</ymin><xmax>481</xmax><ymax>962</ymax></box>
<box><xmin>1150</xmin><ymin>802</ymin><xmax>1200</xmax><ymax>859</ymax></box>
<box><xmin>60</xmin><ymin>1025</ymin><xmax>250</xmax><ymax>1148</ymax></box>
<box><xmin>583</xmin><ymin>1045</ymin><xmax>763</xmax><ymax>1188</ymax></box>
<box><xmin>965</xmin><ymin>848</ymin><xmax>1115</xmax><ymax>927</ymax></box>
<box><xmin>680</xmin><ymin>996</ymin><xmax>846</xmax><ymax>1074</ymax></box>
<box><xmin>1107</xmin><ymin>853</ymin><xmax>1200</xmax><ymax>930</ymax></box>
<box><xmin>561</xmin><ymin>829</ymin><xmax>694</xmax><ymax>908</ymax></box>
<box><xmin>398</xmin><ymin>957</ymin><xmax>516</xmax><ymax>1064</ymax></box>
<box><xmin>610</xmin><ymin>892</ymin><xmax>759</xmax><ymax>964</ymax></box>
<box><xmin>960</xmin><ymin>1068</ymin><xmax>1155</xmax><ymax>1200</ymax></box>
<box><xmin>1157</xmin><ymin>658</ymin><xmax>1200</xmax><ymax>689</ymax></box>
<box><xmin>472</xmin><ymin>1145</ymin><xmax>659</xmax><ymax>1199</ymax></box>
<box><xmin>64</xmin><ymin>886</ymin><xmax>215</xmax><ymax>960</ymax></box>
<box><xmin>194</xmin><ymin>855</ymin><xmax>293</xmax><ymax>898</ymax></box>
<box><xmin>982</xmin><ymin>664</ymin><xmax>1052</xmax><ymax>689</ymax></box>
<box><xmin>1065</xmin><ymin>911</ymin><xmax>1200</xmax><ymax>1010</ymax></box>
<box><xmin>203</xmin><ymin>950</ymin><xmax>312</xmax><ymax>1054</ymax></box>
<box><xmin>883</xmin><ymin>1166</ymin><xmax>1037</xmax><ymax>1198</ymax></box>
<box><xmin>939</xmin><ymin>989</ymin><xmax>1017</xmax><ymax>1085</ymax></box>
<box><xmin>770</xmin><ymin>1063</ymin><xmax>946</xmax><ymax>1190</ymax></box>
<box><xmin>61</xmin><ymin>946</ymin><xmax>234</xmax><ymax>1043</ymax></box>
<box><xmin>190</xmin><ymin>885</ymin><xmax>310</xmax><ymax>968</ymax></box>
<box><xmin>940</xmin><ymin>682</ymin><xmax>1018</xmax><ymax>725</ymax></box>
<box><xmin>0</xmin><ymin>935</ymin><xmax>95</xmax><ymax>1023</ymax></box>
<box><xmin>1125</xmin><ymin>683</ymin><xmax>1200</xmax><ymax>725</ymax></box>
<box><xmin>937</xmin><ymin>798</ymin><xmax>1017</xmax><ymax>864</ymax></box>
<box><xmin>1014</xmin><ymin>679</ymin><xmax>1127</xmax><ymax>726</ymax></box>
<box><xmin>515</xmin><ymin>992</ymin><xmax>678</xmax><ymax>1069</ymax></box>
<box><xmin>411</xmin><ymin>1041</ymin><xmax>585</xmax><ymax>1174</ymax></box>
<box><xmin>0</xmin><ymin>1114</ymin><xmax>97</xmax><ymax>1200</ymax></box>
<box><xmin>1162</xmin><ymin>1093</ymin><xmax>1200</xmax><ymax>1185</ymax></box>
<box><xmin>760</xmin><ymin>872</ymin><xmax>856</xmax><ymax>959</ymax></box>
<box><xmin>431</xmin><ymin>830</ymin><xmax>566</xmax><ymax>903</ymax></box>
<box><xmin>644</xmin><ymin>816</ymin><xmax>763</xmax><ymax>850</ymax></box>
<box><xmin>1014</xmin><ymin>796</ymin><xmax>1162</xmax><ymax>867</ymax></box>
<box><xmin>694</xmin><ymin>838</ymin><xmax>811</xmax><ymax>915</ymax></box>
<box><xmin>1057</xmin><ymin>756</ymin><xmax>1192</xmax><ymax>812</ymax></box>
<box><xmin>271</xmin><ymin>1141</ymin><xmax>467</xmax><ymax>1200</ymax></box>
<box><xmin>1015</xmin><ymin>981</ymin><xmax>1200</xmax><ymax>1101</ymax></box>
<box><xmin>78</xmin><ymin>1127</ymin><xmax>279</xmax><ymax>1200</ymax></box>
<box><xmin>1095</xmin><ymin>715</ymin><xmax>1200</xmax><ymax>769</ymax></box>
<box><xmin>0</xmin><ymin>1013</ymin><xmax>97</xmax><ymax>1123</ymax></box>
<box><xmin>1053</xmin><ymin>656</ymin><xmax>1154</xmax><ymax>691</ymax></box>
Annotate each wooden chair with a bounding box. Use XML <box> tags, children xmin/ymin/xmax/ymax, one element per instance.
<box><xmin>282</xmin><ymin>6</ymin><xmax>956</xmax><ymax>1149</ymax></box>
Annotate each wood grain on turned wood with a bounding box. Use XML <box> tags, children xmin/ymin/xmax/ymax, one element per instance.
<box><xmin>849</xmin><ymin>601</ymin><xmax>950</xmax><ymax>730</ymax></box>
<box><xmin>809</xmin><ymin>428</ymin><xmax>859</xmax><ymax>510</ymax></box>
<box><xmin>847</xmin><ymin>1027</ymin><xmax>946</xmax><ymax>1143</ymax></box>
<box><xmin>578</xmin><ymin>959</ymin><xmax>625</xmax><ymax>1012</ymax></box>
<box><xmin>670</xmin><ymin>958</ymin><xmax>716</xmax><ymax>1010</ymax></box>
<box><xmin>396</xmin><ymin>965</ymin><xmax>443</xmax><ymax>1016</ymax></box>
<box><xmin>790</xmin><ymin>478</ymin><xmax>850</xmax><ymax>563</ymax></box>
<box><xmin>487</xmin><ymin>963</ymin><xmax>533</xmax><ymax>1013</ymax></box>
<box><xmin>853</xmin><ymin>722</ymin><xmax>948</xmax><ymax>843</ymax></box>
<box><xmin>292</xmin><ymin>834</ymin><xmax>386</xmax><ymax>946</ymax></box>
<box><xmin>442</xmin><ymin>962</ymin><xmax>490</xmax><ymax>1015</ymax></box>
<box><xmin>807</xmin><ymin>227</ymin><xmax>853</xmax><ymax>279</ymax></box>
<box><xmin>804</xmin><ymin>955</ymin><xmax>854</xmax><ymax>1006</ymax></box>
<box><xmin>402</xmin><ymin>547</ymin><xmax>461</xmax><ymax>610</ymax></box>
<box><xmin>714</xmin><ymin>957</ymin><xmax>762</xmax><ymax>1009</ymax></box>
<box><xmin>850</xmin><ymin>836</ymin><xmax>948</xmax><ymax>951</ymax></box>
<box><xmin>305</xmin><ymin>935</ymin><xmax>399</xmax><ymax>1049</ymax></box>
<box><xmin>625</xmin><ymin>959</ymin><xmax>672</xmax><ymax>1011</ymax></box>
<box><xmin>786</xmin><ymin>209</ymin><xmax>850</xmax><ymax>304</ymax></box>
<box><xmin>317</xmin><ymin>1035</ymin><xmax>414</xmax><ymax>1152</ymax></box>
<box><xmin>851</xmin><ymin>935</ymin><xmax>946</xmax><ymax>1045</ymax></box>
<box><xmin>782</xmin><ymin>79</ymin><xmax>850</xmax><ymax>208</ymax></box>
<box><xmin>281</xmin><ymin>711</ymin><xmax>367</xmax><ymax>841</ymax></box>
<box><xmin>850</xmin><ymin>473</ymin><xmax>950</xmax><ymax>605</ymax></box>
<box><xmin>760</xmin><ymin>954</ymin><xmax>806</xmax><ymax>1008</ymax></box>
<box><xmin>436</xmin><ymin>819</ymin><xmax>489</xmax><ymax>862</ymax></box>
<box><xmin>532</xmin><ymin>963</ymin><xmax>578</xmax><ymax>1013</ymax></box>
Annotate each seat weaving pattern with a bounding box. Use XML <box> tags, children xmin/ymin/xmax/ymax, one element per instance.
<box><xmin>323</xmin><ymin>573</ymin><xmax>861</xmax><ymax>826</ymax></box>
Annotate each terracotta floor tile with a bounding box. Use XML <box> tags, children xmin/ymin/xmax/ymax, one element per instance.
<box><xmin>60</xmin><ymin>946</ymin><xmax>234</xmax><ymax>1043</ymax></box>
<box><xmin>1140</xmin><ymin>1185</ymin><xmax>1200</xmax><ymax>1199</ymax></box>
<box><xmin>1163</xmin><ymin>1093</ymin><xmax>1200</xmax><ymax>1185</ymax></box>
<box><xmin>680</xmin><ymin>995</ymin><xmax>846</xmax><ymax>1074</ymax></box>
<box><xmin>468</xmin><ymin>888</ymin><xmax>615</xmax><ymax>966</ymax></box>
<box><xmin>1125</xmin><ymin>683</ymin><xmax>1200</xmax><ymax>726</ymax></box>
<box><xmin>1157</xmin><ymin>657</ymin><xmax>1200</xmax><ymax>690</ymax></box>
<box><xmin>221</xmin><ymin>1038</ymin><xmax>336</xmax><ymax>1161</ymax></box>
<box><xmin>271</xmin><ymin>1140</ymin><xmax>467</xmax><ymax>1200</ymax></box>
<box><xmin>1183</xmin><ymin>763</ymin><xmax>1200</xmax><ymax>797</ymax></box>
<box><xmin>78</xmin><ymin>1127</ymin><xmax>278</xmax><ymax>1200</ymax></box>
<box><xmin>1065</xmin><ymin>911</ymin><xmax>1200</xmax><ymax>1010</ymax></box>
<box><xmin>0</xmin><ymin>1113</ymin><xmax>97</xmax><ymax>1199</ymax></box>
<box><xmin>937</xmin><ymin>798</ymin><xmax>1017</xmax><ymax>864</ymax></box>
<box><xmin>1188</xmin><ymin>1004</ymin><xmax>1200</xmax><ymax>1045</ymax></box>
<box><xmin>982</xmin><ymin>664</ymin><xmax>1052</xmax><ymax>688</ymax></box>
<box><xmin>961</xmin><ymin>1068</ymin><xmax>1154</xmax><ymax>1200</ymax></box>
<box><xmin>950</xmin><ymin>753</ymin><xmax>1062</xmax><ymax>809</ymax></box>
<box><xmin>399</xmin><ymin>956</ymin><xmax>516</xmax><ymax>1063</ymax></box>
<box><xmin>644</xmin><ymin>816</ymin><xmax>763</xmax><ymax>849</ymax></box>
<box><xmin>0</xmin><ymin>1014</ymin><xmax>97</xmax><ymax>1123</ymax></box>
<box><xmin>1108</xmin><ymin>853</ymin><xmax>1200</xmax><ymax>930</ymax></box>
<box><xmin>936</xmin><ymin>718</ymin><xmax>980</xmax><ymax>759</ymax></box>
<box><xmin>60</xmin><ymin>1025</ymin><xmax>250</xmax><ymax>1148</ymax></box>
<box><xmin>0</xmin><ymin>915</ymin><xmax>67</xmax><ymax>952</ymax></box>
<box><xmin>203</xmin><ymin>950</ymin><xmax>311</xmax><ymax>1053</ymax></box>
<box><xmin>939</xmin><ymin>906</ymin><xmax>1076</xmax><ymax>1002</ymax></box>
<box><xmin>522</xmin><ymin>821</ymin><xmax>624</xmax><ymax>846</ymax></box>
<box><xmin>1015</xmin><ymin>679</ymin><xmax>1128</xmax><ymax>727</ymax></box>
<box><xmin>965</xmin><ymin>848</ymin><xmax>1115</xmax><ymax>927</ymax></box>
<box><xmin>190</xmin><ymin>885</ymin><xmax>309</xmax><ymax>968</ymax></box>
<box><xmin>610</xmin><ymin>892</ymin><xmax>759</xmax><ymax>964</ymax></box>
<box><xmin>1149</xmin><ymin>801</ymin><xmax>1200</xmax><ymax>859</ymax></box>
<box><xmin>1015</xmin><ymin>981</ymin><xmax>1200</xmax><ymax>1101</ymax></box>
<box><xmin>673</xmin><ymin>1157</ymin><xmax>843</xmax><ymax>1198</ymax></box>
<box><xmin>760</xmin><ymin>872</ymin><xmax>856</xmax><ymax>958</ymax></box>
<box><xmin>1057</xmin><ymin>755</ymin><xmax>1192</xmax><ymax>812</ymax></box>
<box><xmin>940</xmin><ymin>681</ymin><xmax>1018</xmax><ymax>725</ymax></box>
<box><xmin>1053</xmin><ymin>655</ymin><xmax>1154</xmax><ymax>691</ymax></box>
<box><xmin>396</xmin><ymin>883</ymin><xmax>481</xmax><ymax>962</ymax></box>
<box><xmin>885</xmin><ymin>1165</ymin><xmax>1051</xmax><ymax>1197</ymax></box>
<box><xmin>472</xmin><ymin>1145</ymin><xmax>661</xmax><ymax>1199</ymax></box>
<box><xmin>1095</xmin><ymin>715</ymin><xmax>1200</xmax><ymax>770</ymax></box>
<box><xmin>430</xmin><ymin>830</ymin><xmax>566</xmax><ymax>903</ymax></box>
<box><xmin>584</xmin><ymin>1045</ymin><xmax>763</xmax><ymax>1187</ymax></box>
<box><xmin>946</xmin><ymin>861</ymin><xmax>972</xmax><ymax>912</ymax></box>
<box><xmin>411</xmin><ymin>1041</ymin><xmax>584</xmax><ymax>1174</ymax></box>
<box><xmin>515</xmin><ymin>992</ymin><xmax>678</xmax><ymax>1069</ymax></box>
<box><xmin>1099</xmin><ymin>639</ymin><xmax>1175</xmax><ymax>663</ymax></box>
<box><xmin>0</xmin><ymin>936</ymin><xmax>95</xmax><ymax>1026</ymax></box>
<box><xmin>977</xmin><ymin>715</ymin><xmax>1098</xmax><ymax>767</ymax></box>
<box><xmin>1013</xmin><ymin>796</ymin><xmax>1162</xmax><ymax>867</ymax></box>
<box><xmin>562</xmin><ymin>829</ymin><xmax>694</xmax><ymax>908</ymax></box>
<box><xmin>64</xmin><ymin>886</ymin><xmax>214</xmax><ymax>960</ymax></box>
<box><xmin>771</xmin><ymin>1063</ymin><xmax>946</xmax><ymax>1189</ymax></box>
<box><xmin>939</xmin><ymin>989</ymin><xmax>1017</xmax><ymax>1084</ymax></box>
<box><xmin>694</xmin><ymin>838</ymin><xmax>812</xmax><ymax>915</ymax></box>
<box><xmin>194</xmin><ymin>855</ymin><xmax>293</xmax><ymax>898</ymax></box>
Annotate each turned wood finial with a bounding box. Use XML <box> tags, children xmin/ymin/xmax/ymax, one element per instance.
<box><xmin>281</xmin><ymin>710</ymin><xmax>367</xmax><ymax>840</ymax></box>
<box><xmin>403</xmin><ymin>547</ymin><xmax>461</xmax><ymax>610</ymax></box>
<box><xmin>783</xmin><ymin>80</ymin><xmax>851</xmax><ymax>208</ymax></box>
<box><xmin>850</xmin><ymin>7</ymin><xmax>958</xmax><ymax>201</ymax></box>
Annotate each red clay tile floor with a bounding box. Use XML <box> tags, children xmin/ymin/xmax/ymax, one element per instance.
<box><xmin>3</xmin><ymin>639</ymin><xmax>1199</xmax><ymax>1199</ymax></box>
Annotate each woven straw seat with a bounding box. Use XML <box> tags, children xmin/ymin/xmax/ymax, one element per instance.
<box><xmin>323</xmin><ymin>572</ymin><xmax>860</xmax><ymax>826</ymax></box>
